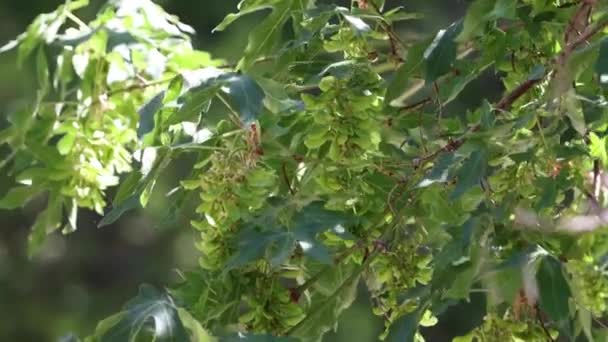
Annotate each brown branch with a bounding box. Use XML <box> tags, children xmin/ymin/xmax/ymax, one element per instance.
<box><xmin>564</xmin><ymin>0</ymin><xmax>595</xmax><ymax>46</ymax></box>
<box><xmin>495</xmin><ymin>78</ymin><xmax>542</xmax><ymax>111</ymax></box>
<box><xmin>556</xmin><ymin>2</ymin><xmax>606</xmax><ymax>68</ymax></box>
<box><xmin>398</xmin><ymin>97</ymin><xmax>431</xmax><ymax>112</ymax></box>
<box><xmin>565</xmin><ymin>13</ymin><xmax>608</xmax><ymax>52</ymax></box>
<box><xmin>416</xmin><ymin>11</ymin><xmax>608</xmax><ymax>166</ymax></box>
<box><xmin>368</xmin><ymin>0</ymin><xmax>406</xmax><ymax>61</ymax></box>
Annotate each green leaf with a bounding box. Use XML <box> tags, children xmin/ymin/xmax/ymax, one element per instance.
<box><xmin>595</xmin><ymin>38</ymin><xmax>608</xmax><ymax>87</ymax></box>
<box><xmin>222</xmin><ymin>334</ymin><xmax>297</xmax><ymax>342</ymax></box>
<box><xmin>113</xmin><ymin>172</ymin><xmax>143</xmax><ymax>206</ymax></box>
<box><xmin>589</xmin><ymin>132</ymin><xmax>608</xmax><ymax>167</ymax></box>
<box><xmin>387</xmin><ymin>305</ymin><xmax>425</xmax><ymax>342</ymax></box>
<box><xmin>528</xmin><ymin>64</ymin><xmax>546</xmax><ymax>81</ymax></box>
<box><xmin>170</xmin><ymin>70</ymin><xmax>264</xmax><ymax>125</ymax></box>
<box><xmin>169</xmin><ymin>51</ymin><xmax>224</xmax><ymax>70</ymax></box>
<box><xmin>36</xmin><ymin>46</ymin><xmax>49</xmax><ymax>91</ymax></box>
<box><xmin>63</xmin><ymin>197</ymin><xmax>78</xmax><ymax>234</ymax></box>
<box><xmin>98</xmin><ymin>284</ymin><xmax>189</xmax><ymax>342</ymax></box>
<box><xmin>341</xmin><ymin>14</ymin><xmax>371</xmax><ymax>34</ymax></box>
<box><xmin>57</xmin><ymin>133</ymin><xmax>76</xmax><ymax>155</ymax></box>
<box><xmin>443</xmin><ymin>263</ymin><xmax>476</xmax><ymax>300</ymax></box>
<box><xmin>97</xmin><ymin>195</ymin><xmax>140</xmax><ymax>228</ymax></box>
<box><xmin>565</xmin><ymin>90</ymin><xmax>587</xmax><ymax>136</ymax></box>
<box><xmin>491</xmin><ymin>0</ymin><xmax>516</xmax><ymax>19</ymax></box>
<box><xmin>450</xmin><ymin>149</ymin><xmax>487</xmax><ymax>200</ymax></box>
<box><xmin>99</xmin><ymin>149</ymin><xmax>171</xmax><ymax>227</ymax></box>
<box><xmin>442</xmin><ymin>62</ymin><xmax>492</xmax><ymax>105</ymax></box>
<box><xmin>225</xmin><ymin>200</ymin><xmax>355</xmax><ymax>269</ymax></box>
<box><xmin>291</xmin><ymin>263</ymin><xmax>360</xmax><ymax>341</ymax></box>
<box><xmin>385</xmin><ymin>41</ymin><xmax>426</xmax><ymax>107</ymax></box>
<box><xmin>167</xmin><ymin>68</ymin><xmax>226</xmax><ymax>125</ymax></box>
<box><xmin>534</xmin><ymin>176</ymin><xmax>558</xmax><ymax>210</ymax></box>
<box><xmin>236</xmin><ymin>0</ymin><xmax>297</xmax><ymax>70</ymax></box>
<box><xmin>293</xmin><ymin>201</ymin><xmax>354</xmax><ymax>263</ymax></box>
<box><xmin>176</xmin><ymin>308</ymin><xmax>216</xmax><ymax>342</ymax></box>
<box><xmin>578</xmin><ymin>308</ymin><xmax>594</xmax><ymax>342</ymax></box>
<box><xmin>213</xmin><ymin>0</ymin><xmax>282</xmax><ymax>32</ymax></box>
<box><xmin>383</xmin><ymin>9</ymin><xmax>423</xmax><ymax>23</ymax></box>
<box><xmin>219</xmin><ymin>74</ymin><xmax>265</xmax><ymax>124</ymax></box>
<box><xmin>89</xmin><ymin>313</ymin><xmax>126</xmax><ymax>341</ymax></box>
<box><xmin>0</xmin><ymin>186</ymin><xmax>42</xmax><ymax>209</ymax></box>
<box><xmin>255</xmin><ymin>76</ymin><xmax>302</xmax><ymax>113</ymax></box>
<box><xmin>457</xmin><ymin>0</ymin><xmax>495</xmax><ymax>41</ymax></box>
<box><xmin>138</xmin><ymin>91</ymin><xmax>165</xmax><ymax>139</ymax></box>
<box><xmin>424</xmin><ymin>21</ymin><xmax>462</xmax><ymax>83</ymax></box>
<box><xmin>28</xmin><ymin>192</ymin><xmax>62</xmax><ymax>257</ymax></box>
<box><xmin>417</xmin><ymin>153</ymin><xmax>458</xmax><ymax>188</ymax></box>
<box><xmin>537</xmin><ymin>256</ymin><xmax>572</xmax><ymax>338</ymax></box>
<box><xmin>225</xmin><ymin>229</ymin><xmax>289</xmax><ymax>270</ymax></box>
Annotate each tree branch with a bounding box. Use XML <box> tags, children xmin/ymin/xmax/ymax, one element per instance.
<box><xmin>417</xmin><ymin>10</ymin><xmax>608</xmax><ymax>167</ymax></box>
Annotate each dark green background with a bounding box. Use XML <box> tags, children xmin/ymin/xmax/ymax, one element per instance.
<box><xmin>0</xmin><ymin>1</ymin><xmax>487</xmax><ymax>341</ymax></box>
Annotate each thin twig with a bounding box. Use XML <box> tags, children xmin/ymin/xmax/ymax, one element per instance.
<box><xmin>65</xmin><ymin>11</ymin><xmax>90</xmax><ymax>31</ymax></box>
<box><xmin>0</xmin><ymin>150</ymin><xmax>18</xmax><ymax>171</ymax></box>
<box><xmin>535</xmin><ymin>306</ymin><xmax>556</xmax><ymax>342</ymax></box>
<box><xmin>495</xmin><ymin>78</ymin><xmax>542</xmax><ymax>111</ymax></box>
<box><xmin>282</xmin><ymin>162</ymin><xmax>296</xmax><ymax>195</ymax></box>
<box><xmin>415</xmin><ymin>13</ymin><xmax>608</xmax><ymax>168</ymax></box>
<box><xmin>391</xmin><ymin>47</ymin><xmax>475</xmax><ymax>108</ymax></box>
<box><xmin>107</xmin><ymin>77</ymin><xmax>174</xmax><ymax>96</ymax></box>
<box><xmin>398</xmin><ymin>97</ymin><xmax>431</xmax><ymax>113</ymax></box>
<box><xmin>368</xmin><ymin>1</ymin><xmax>406</xmax><ymax>60</ymax></box>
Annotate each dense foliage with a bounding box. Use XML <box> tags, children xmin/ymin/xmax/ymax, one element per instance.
<box><xmin>2</xmin><ymin>0</ymin><xmax>608</xmax><ymax>340</ymax></box>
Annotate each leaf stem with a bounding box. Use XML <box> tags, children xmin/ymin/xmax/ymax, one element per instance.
<box><xmin>107</xmin><ymin>77</ymin><xmax>175</xmax><ymax>96</ymax></box>
<box><xmin>65</xmin><ymin>11</ymin><xmax>90</xmax><ymax>31</ymax></box>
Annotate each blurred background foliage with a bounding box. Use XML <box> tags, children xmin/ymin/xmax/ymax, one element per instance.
<box><xmin>0</xmin><ymin>1</ymin><xmax>492</xmax><ymax>341</ymax></box>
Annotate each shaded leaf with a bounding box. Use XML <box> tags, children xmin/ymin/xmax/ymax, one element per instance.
<box><xmin>424</xmin><ymin>21</ymin><xmax>462</xmax><ymax>83</ymax></box>
<box><xmin>220</xmin><ymin>74</ymin><xmax>265</xmax><ymax>124</ymax></box>
<box><xmin>291</xmin><ymin>263</ymin><xmax>359</xmax><ymax>342</ymax></box>
<box><xmin>528</xmin><ymin>64</ymin><xmax>546</xmax><ymax>81</ymax></box>
<box><xmin>595</xmin><ymin>38</ymin><xmax>608</xmax><ymax>87</ymax></box>
<box><xmin>236</xmin><ymin>0</ymin><xmax>297</xmax><ymax>70</ymax></box>
<box><xmin>293</xmin><ymin>202</ymin><xmax>354</xmax><ymax>263</ymax></box>
<box><xmin>138</xmin><ymin>91</ymin><xmax>165</xmax><ymax>139</ymax></box>
<box><xmin>450</xmin><ymin>149</ymin><xmax>487</xmax><ymax>200</ymax></box>
<box><xmin>385</xmin><ymin>41</ymin><xmax>426</xmax><ymax>107</ymax></box>
<box><xmin>457</xmin><ymin>0</ymin><xmax>494</xmax><ymax>41</ymax></box>
<box><xmin>99</xmin><ymin>149</ymin><xmax>171</xmax><ymax>227</ymax></box>
<box><xmin>221</xmin><ymin>334</ymin><xmax>296</xmax><ymax>342</ymax></box>
<box><xmin>99</xmin><ymin>284</ymin><xmax>189</xmax><ymax>342</ymax></box>
<box><xmin>387</xmin><ymin>305</ymin><xmax>425</xmax><ymax>342</ymax></box>
<box><xmin>28</xmin><ymin>192</ymin><xmax>62</xmax><ymax>257</ymax></box>
<box><xmin>0</xmin><ymin>186</ymin><xmax>42</xmax><ymax>209</ymax></box>
<box><xmin>537</xmin><ymin>256</ymin><xmax>573</xmax><ymax>338</ymax></box>
<box><xmin>225</xmin><ymin>229</ymin><xmax>288</xmax><ymax>270</ymax></box>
